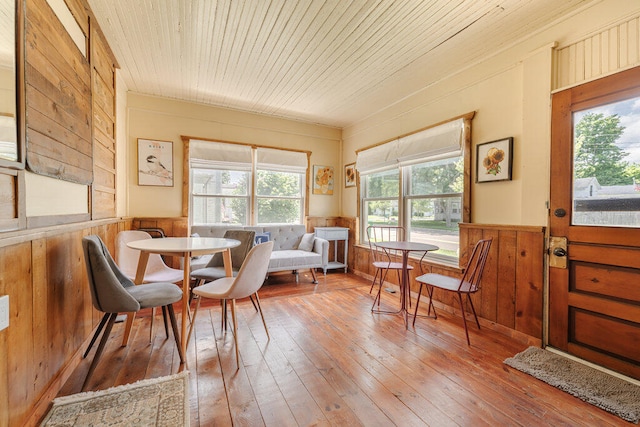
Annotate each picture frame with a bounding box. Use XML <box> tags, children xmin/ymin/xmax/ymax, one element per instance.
<box><xmin>344</xmin><ymin>162</ymin><xmax>356</xmax><ymax>188</ymax></box>
<box><xmin>138</xmin><ymin>138</ymin><xmax>174</xmax><ymax>186</ymax></box>
<box><xmin>313</xmin><ymin>165</ymin><xmax>334</xmax><ymax>195</ymax></box>
<box><xmin>476</xmin><ymin>137</ymin><xmax>513</xmax><ymax>183</ymax></box>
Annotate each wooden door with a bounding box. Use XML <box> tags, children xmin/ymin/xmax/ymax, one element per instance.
<box><xmin>549</xmin><ymin>67</ymin><xmax>640</xmax><ymax>380</ymax></box>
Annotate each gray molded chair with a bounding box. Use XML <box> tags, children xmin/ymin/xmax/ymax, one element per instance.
<box><xmin>81</xmin><ymin>235</ymin><xmax>184</xmax><ymax>390</ymax></box>
<box><xmin>190</xmin><ymin>229</ymin><xmax>256</xmax><ymax>326</ymax></box>
<box><xmin>188</xmin><ymin>241</ymin><xmax>273</xmax><ymax>369</ymax></box>
<box><xmin>412</xmin><ymin>238</ymin><xmax>493</xmax><ymax>345</ymax></box>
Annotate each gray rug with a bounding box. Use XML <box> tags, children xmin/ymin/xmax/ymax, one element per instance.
<box><xmin>40</xmin><ymin>371</ymin><xmax>189</xmax><ymax>426</ymax></box>
<box><xmin>504</xmin><ymin>347</ymin><xmax>640</xmax><ymax>423</ymax></box>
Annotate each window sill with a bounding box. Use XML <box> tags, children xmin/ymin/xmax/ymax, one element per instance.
<box><xmin>355</xmin><ymin>243</ymin><xmax>462</xmax><ymax>272</ymax></box>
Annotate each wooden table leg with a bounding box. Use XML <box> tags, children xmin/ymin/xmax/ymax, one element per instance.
<box><xmin>222</xmin><ymin>248</ymin><xmax>232</xmax><ymax>276</ymax></box>
<box><xmin>180</xmin><ymin>251</ymin><xmax>191</xmax><ymax>361</ymax></box>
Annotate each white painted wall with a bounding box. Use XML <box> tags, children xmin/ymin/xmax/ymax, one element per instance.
<box><xmin>126</xmin><ymin>93</ymin><xmax>342</xmax><ymax>219</ymax></box>
<box><xmin>341</xmin><ymin>0</ymin><xmax>640</xmax><ymax>226</ymax></box>
<box><xmin>24</xmin><ymin>172</ymin><xmax>88</xmax><ymax>216</ymax></box>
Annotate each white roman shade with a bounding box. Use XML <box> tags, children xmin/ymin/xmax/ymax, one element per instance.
<box><xmin>257</xmin><ymin>147</ymin><xmax>308</xmax><ymax>173</ymax></box>
<box><xmin>355</xmin><ymin>118</ymin><xmax>463</xmax><ymax>174</ymax></box>
<box><xmin>190</xmin><ymin>140</ymin><xmax>252</xmax><ymax>170</ymax></box>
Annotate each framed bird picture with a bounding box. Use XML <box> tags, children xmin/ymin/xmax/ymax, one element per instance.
<box><xmin>138</xmin><ymin>138</ymin><xmax>174</xmax><ymax>186</ymax></box>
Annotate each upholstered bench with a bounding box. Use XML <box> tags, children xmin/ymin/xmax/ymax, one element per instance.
<box><xmin>190</xmin><ymin>224</ymin><xmax>328</xmax><ymax>283</ymax></box>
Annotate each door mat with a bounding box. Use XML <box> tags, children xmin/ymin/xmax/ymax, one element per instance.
<box><xmin>504</xmin><ymin>347</ymin><xmax>640</xmax><ymax>423</ymax></box>
<box><xmin>40</xmin><ymin>371</ymin><xmax>189</xmax><ymax>426</ymax></box>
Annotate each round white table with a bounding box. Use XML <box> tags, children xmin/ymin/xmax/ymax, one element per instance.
<box><xmin>126</xmin><ymin>237</ymin><xmax>240</xmax><ymax>359</ymax></box>
<box><xmin>373</xmin><ymin>241</ymin><xmax>439</xmax><ymax>328</ymax></box>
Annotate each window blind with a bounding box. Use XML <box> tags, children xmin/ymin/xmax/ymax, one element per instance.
<box><xmin>189</xmin><ymin>140</ymin><xmax>252</xmax><ymax>171</ymax></box>
<box><xmin>257</xmin><ymin>147</ymin><xmax>307</xmax><ymax>173</ymax></box>
<box><xmin>355</xmin><ymin>118</ymin><xmax>463</xmax><ymax>174</ymax></box>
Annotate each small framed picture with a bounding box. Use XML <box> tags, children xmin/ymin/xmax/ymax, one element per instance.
<box><xmin>344</xmin><ymin>162</ymin><xmax>356</xmax><ymax>188</ymax></box>
<box><xmin>476</xmin><ymin>137</ymin><xmax>513</xmax><ymax>183</ymax></box>
<box><xmin>313</xmin><ymin>165</ymin><xmax>334</xmax><ymax>195</ymax></box>
<box><xmin>138</xmin><ymin>138</ymin><xmax>174</xmax><ymax>186</ymax></box>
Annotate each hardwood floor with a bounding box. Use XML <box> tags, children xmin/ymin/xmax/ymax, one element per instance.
<box><xmin>57</xmin><ymin>271</ymin><xmax>629</xmax><ymax>426</ymax></box>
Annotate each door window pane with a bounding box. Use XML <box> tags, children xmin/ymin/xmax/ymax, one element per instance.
<box><xmin>573</xmin><ymin>97</ymin><xmax>640</xmax><ymax>227</ymax></box>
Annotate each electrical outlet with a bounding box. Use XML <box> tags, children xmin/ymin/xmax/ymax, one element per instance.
<box><xmin>0</xmin><ymin>295</ymin><xmax>9</xmax><ymax>331</ymax></box>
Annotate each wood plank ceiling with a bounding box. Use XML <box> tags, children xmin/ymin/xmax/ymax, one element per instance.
<box><xmin>87</xmin><ymin>0</ymin><xmax>592</xmax><ymax>128</ymax></box>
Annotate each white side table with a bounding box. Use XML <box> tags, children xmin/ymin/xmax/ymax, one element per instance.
<box><xmin>314</xmin><ymin>227</ymin><xmax>349</xmax><ymax>273</ymax></box>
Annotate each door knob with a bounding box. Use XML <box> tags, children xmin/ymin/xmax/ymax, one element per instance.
<box><xmin>553</xmin><ymin>247</ymin><xmax>567</xmax><ymax>257</ymax></box>
<box><xmin>554</xmin><ymin>208</ymin><xmax>566</xmax><ymax>217</ymax></box>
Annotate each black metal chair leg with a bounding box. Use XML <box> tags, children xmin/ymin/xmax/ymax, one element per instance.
<box><xmin>161</xmin><ymin>306</ymin><xmax>169</xmax><ymax>338</ymax></box>
<box><xmin>249</xmin><ymin>295</ymin><xmax>258</xmax><ymax>312</ymax></box>
<box><xmin>412</xmin><ymin>283</ymin><xmax>424</xmax><ymax>326</ymax></box>
<box><xmin>467</xmin><ymin>294</ymin><xmax>481</xmax><ymax>329</ymax></box>
<box><xmin>457</xmin><ymin>292</ymin><xmax>471</xmax><ymax>345</ymax></box>
<box><xmin>166</xmin><ymin>304</ymin><xmax>185</xmax><ymax>363</ymax></box>
<box><xmin>83</xmin><ymin>313</ymin><xmax>110</xmax><ymax>358</ymax></box>
<box><xmin>83</xmin><ymin>312</ymin><xmax>117</xmax><ymax>391</ymax></box>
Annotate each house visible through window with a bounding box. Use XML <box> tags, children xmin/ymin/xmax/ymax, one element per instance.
<box><xmin>188</xmin><ymin>140</ymin><xmax>308</xmax><ymax>226</ymax></box>
<box><xmin>357</xmin><ymin>118</ymin><xmax>468</xmax><ymax>261</ymax></box>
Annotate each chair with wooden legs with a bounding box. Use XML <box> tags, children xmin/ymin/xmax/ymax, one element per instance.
<box><xmin>188</xmin><ymin>241</ymin><xmax>273</xmax><ymax>369</ymax></box>
<box><xmin>366</xmin><ymin>225</ymin><xmax>413</xmax><ymax>310</ymax></box>
<box><xmin>81</xmin><ymin>235</ymin><xmax>184</xmax><ymax>390</ymax></box>
<box><xmin>412</xmin><ymin>238</ymin><xmax>492</xmax><ymax>345</ymax></box>
<box><xmin>190</xmin><ymin>229</ymin><xmax>256</xmax><ymax>329</ymax></box>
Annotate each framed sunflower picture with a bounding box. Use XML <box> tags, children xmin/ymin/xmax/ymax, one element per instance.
<box><xmin>344</xmin><ymin>162</ymin><xmax>356</xmax><ymax>188</ymax></box>
<box><xmin>476</xmin><ymin>137</ymin><xmax>513</xmax><ymax>183</ymax></box>
<box><xmin>313</xmin><ymin>165</ymin><xmax>334</xmax><ymax>195</ymax></box>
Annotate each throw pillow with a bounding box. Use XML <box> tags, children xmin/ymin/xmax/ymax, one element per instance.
<box><xmin>298</xmin><ymin>233</ymin><xmax>315</xmax><ymax>251</ymax></box>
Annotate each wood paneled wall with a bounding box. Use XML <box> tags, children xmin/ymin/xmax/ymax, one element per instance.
<box><xmin>91</xmin><ymin>26</ymin><xmax>118</xmax><ymax>220</ymax></box>
<box><xmin>25</xmin><ymin>0</ymin><xmax>92</xmax><ymax>184</ymax></box>
<box><xmin>348</xmin><ymin>221</ymin><xmax>545</xmax><ymax>342</ymax></box>
<box><xmin>0</xmin><ymin>218</ymin><xmax>130</xmax><ymax>427</ymax></box>
<box><xmin>0</xmin><ymin>2</ymin><xmax>122</xmax><ymax>425</ymax></box>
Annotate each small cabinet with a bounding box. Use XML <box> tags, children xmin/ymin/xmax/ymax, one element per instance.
<box><xmin>314</xmin><ymin>227</ymin><xmax>349</xmax><ymax>273</ymax></box>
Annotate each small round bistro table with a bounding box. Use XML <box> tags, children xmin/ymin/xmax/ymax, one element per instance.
<box><xmin>126</xmin><ymin>237</ymin><xmax>240</xmax><ymax>359</ymax></box>
<box><xmin>373</xmin><ymin>241</ymin><xmax>439</xmax><ymax>328</ymax></box>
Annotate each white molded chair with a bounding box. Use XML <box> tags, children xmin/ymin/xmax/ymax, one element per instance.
<box><xmin>190</xmin><ymin>229</ymin><xmax>256</xmax><ymax>329</ymax></box>
<box><xmin>116</xmin><ymin>230</ymin><xmax>184</xmax><ymax>341</ymax></box>
<box><xmin>116</xmin><ymin>230</ymin><xmax>184</xmax><ymax>284</ymax></box>
<box><xmin>188</xmin><ymin>241</ymin><xmax>273</xmax><ymax>369</ymax></box>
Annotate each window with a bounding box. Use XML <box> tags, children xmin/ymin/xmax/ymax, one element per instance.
<box><xmin>405</xmin><ymin>157</ymin><xmax>463</xmax><ymax>258</ymax></box>
<box><xmin>191</xmin><ymin>167</ymin><xmax>250</xmax><ymax>225</ymax></box>
<box><xmin>572</xmin><ymin>96</ymin><xmax>640</xmax><ymax>228</ymax></box>
<box><xmin>357</xmin><ymin>117</ymin><xmax>471</xmax><ymax>262</ymax></box>
<box><xmin>187</xmin><ymin>140</ymin><xmax>308</xmax><ymax>226</ymax></box>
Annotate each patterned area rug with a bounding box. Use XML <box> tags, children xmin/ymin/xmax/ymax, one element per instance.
<box><xmin>505</xmin><ymin>347</ymin><xmax>640</xmax><ymax>423</ymax></box>
<box><xmin>41</xmin><ymin>371</ymin><xmax>189</xmax><ymax>426</ymax></box>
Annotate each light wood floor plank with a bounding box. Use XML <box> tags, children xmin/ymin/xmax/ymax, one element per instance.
<box><xmin>53</xmin><ymin>273</ymin><xmax>629</xmax><ymax>426</ymax></box>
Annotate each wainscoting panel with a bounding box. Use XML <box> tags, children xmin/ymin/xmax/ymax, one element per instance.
<box><xmin>0</xmin><ymin>219</ymin><xmax>128</xmax><ymax>426</ymax></box>
<box><xmin>555</xmin><ymin>13</ymin><xmax>640</xmax><ymax>90</ymax></box>
<box><xmin>349</xmin><ymin>222</ymin><xmax>545</xmax><ymax>341</ymax></box>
